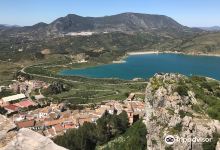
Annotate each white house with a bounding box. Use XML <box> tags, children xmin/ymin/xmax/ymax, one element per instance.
<box><xmin>2</xmin><ymin>94</ymin><xmax>26</xmax><ymax>103</ymax></box>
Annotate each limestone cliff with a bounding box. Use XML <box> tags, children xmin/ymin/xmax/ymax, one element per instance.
<box><xmin>144</xmin><ymin>73</ymin><xmax>220</xmax><ymax>150</ymax></box>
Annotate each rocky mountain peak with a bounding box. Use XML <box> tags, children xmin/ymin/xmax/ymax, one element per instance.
<box><xmin>0</xmin><ymin>12</ymin><xmax>194</xmax><ymax>39</ymax></box>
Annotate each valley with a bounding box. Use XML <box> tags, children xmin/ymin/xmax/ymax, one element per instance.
<box><xmin>1</xmin><ymin>11</ymin><xmax>220</xmax><ymax>150</ymax></box>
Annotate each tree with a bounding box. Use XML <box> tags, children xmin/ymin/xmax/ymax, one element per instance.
<box><xmin>54</xmin><ymin>122</ymin><xmax>97</xmax><ymax>150</ymax></box>
<box><xmin>102</xmin><ymin>120</ymin><xmax>147</xmax><ymax>150</ymax></box>
<box><xmin>14</xmin><ymin>71</ymin><xmax>32</xmax><ymax>81</ymax></box>
<box><xmin>202</xmin><ymin>133</ymin><xmax>220</xmax><ymax>150</ymax></box>
<box><xmin>46</xmin><ymin>81</ymin><xmax>69</xmax><ymax>94</ymax></box>
<box><xmin>125</xmin><ymin>119</ymin><xmax>147</xmax><ymax>150</ymax></box>
<box><xmin>96</xmin><ymin>112</ymin><xmax>111</xmax><ymax>145</ymax></box>
<box><xmin>96</xmin><ymin>111</ymin><xmax>129</xmax><ymax>143</ymax></box>
<box><xmin>54</xmin><ymin>111</ymin><xmax>131</xmax><ymax>149</ymax></box>
<box><xmin>175</xmin><ymin>85</ymin><xmax>189</xmax><ymax>96</ymax></box>
<box><xmin>0</xmin><ymin>89</ymin><xmax>14</xmax><ymax>97</ymax></box>
<box><xmin>117</xmin><ymin>110</ymin><xmax>129</xmax><ymax>132</ymax></box>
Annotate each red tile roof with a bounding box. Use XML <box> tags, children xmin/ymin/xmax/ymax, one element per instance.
<box><xmin>14</xmin><ymin>100</ymin><xmax>35</xmax><ymax>108</ymax></box>
<box><xmin>16</xmin><ymin>120</ymin><xmax>35</xmax><ymax>128</ymax></box>
<box><xmin>54</xmin><ymin>124</ymin><xmax>64</xmax><ymax>132</ymax></box>
<box><xmin>64</xmin><ymin>124</ymin><xmax>75</xmax><ymax>129</ymax></box>
<box><xmin>44</xmin><ymin>118</ymin><xmax>64</xmax><ymax>126</ymax></box>
<box><xmin>4</xmin><ymin>104</ymin><xmax>19</xmax><ymax>111</ymax></box>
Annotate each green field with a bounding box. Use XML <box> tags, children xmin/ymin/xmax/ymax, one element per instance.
<box><xmin>18</xmin><ymin>58</ymin><xmax>146</xmax><ymax>104</ymax></box>
<box><xmin>0</xmin><ymin>61</ymin><xmax>21</xmax><ymax>84</ymax></box>
<box><xmin>0</xmin><ymin>51</ymin><xmax>147</xmax><ymax>105</ymax></box>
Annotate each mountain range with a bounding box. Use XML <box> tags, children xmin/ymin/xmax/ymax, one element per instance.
<box><xmin>0</xmin><ymin>12</ymin><xmax>220</xmax><ymax>62</ymax></box>
<box><xmin>198</xmin><ymin>26</ymin><xmax>220</xmax><ymax>31</ymax></box>
<box><xmin>0</xmin><ymin>13</ymin><xmax>200</xmax><ymax>39</ymax></box>
<box><xmin>0</xmin><ymin>24</ymin><xmax>19</xmax><ymax>30</ymax></box>
<box><xmin>46</xmin><ymin>13</ymin><xmax>189</xmax><ymax>33</ymax></box>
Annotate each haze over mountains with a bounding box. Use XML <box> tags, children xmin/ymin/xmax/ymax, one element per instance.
<box><xmin>198</xmin><ymin>26</ymin><xmax>220</xmax><ymax>31</ymax></box>
<box><xmin>0</xmin><ymin>24</ymin><xmax>19</xmax><ymax>30</ymax></box>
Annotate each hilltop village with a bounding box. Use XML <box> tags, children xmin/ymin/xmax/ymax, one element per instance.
<box><xmin>0</xmin><ymin>77</ymin><xmax>145</xmax><ymax>138</ymax></box>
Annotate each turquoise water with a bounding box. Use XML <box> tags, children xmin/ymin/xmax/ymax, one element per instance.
<box><xmin>60</xmin><ymin>54</ymin><xmax>220</xmax><ymax>80</ymax></box>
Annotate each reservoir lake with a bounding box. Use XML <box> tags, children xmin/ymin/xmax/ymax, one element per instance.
<box><xmin>60</xmin><ymin>54</ymin><xmax>220</xmax><ymax>80</ymax></box>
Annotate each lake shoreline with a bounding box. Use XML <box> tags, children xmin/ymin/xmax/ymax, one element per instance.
<box><xmin>115</xmin><ymin>51</ymin><xmax>220</xmax><ymax>64</ymax></box>
<box><xmin>59</xmin><ymin>51</ymin><xmax>220</xmax><ymax>80</ymax></box>
<box><xmin>127</xmin><ymin>51</ymin><xmax>220</xmax><ymax>57</ymax></box>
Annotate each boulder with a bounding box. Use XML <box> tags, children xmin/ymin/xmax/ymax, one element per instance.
<box><xmin>216</xmin><ymin>139</ymin><xmax>220</xmax><ymax>150</ymax></box>
<box><xmin>0</xmin><ymin>115</ymin><xmax>16</xmax><ymax>148</ymax></box>
<box><xmin>2</xmin><ymin>128</ymin><xmax>67</xmax><ymax>150</ymax></box>
<box><xmin>182</xmin><ymin>116</ymin><xmax>192</xmax><ymax>127</ymax></box>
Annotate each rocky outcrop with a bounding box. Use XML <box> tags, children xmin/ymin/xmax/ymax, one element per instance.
<box><xmin>144</xmin><ymin>73</ymin><xmax>220</xmax><ymax>150</ymax></box>
<box><xmin>0</xmin><ymin>115</ymin><xmax>66</xmax><ymax>150</ymax></box>
<box><xmin>2</xmin><ymin>128</ymin><xmax>67</xmax><ymax>150</ymax></box>
<box><xmin>216</xmin><ymin>139</ymin><xmax>220</xmax><ymax>150</ymax></box>
<box><xmin>0</xmin><ymin>115</ymin><xmax>16</xmax><ymax>148</ymax></box>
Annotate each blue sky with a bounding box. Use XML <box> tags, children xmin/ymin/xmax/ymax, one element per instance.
<box><xmin>0</xmin><ymin>0</ymin><xmax>219</xmax><ymax>27</ymax></box>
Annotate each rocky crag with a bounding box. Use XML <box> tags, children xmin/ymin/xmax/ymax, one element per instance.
<box><xmin>2</xmin><ymin>128</ymin><xmax>67</xmax><ymax>150</ymax></box>
<box><xmin>0</xmin><ymin>115</ymin><xmax>66</xmax><ymax>150</ymax></box>
<box><xmin>0</xmin><ymin>115</ymin><xmax>16</xmax><ymax>148</ymax></box>
<box><xmin>144</xmin><ymin>73</ymin><xmax>220</xmax><ymax>150</ymax></box>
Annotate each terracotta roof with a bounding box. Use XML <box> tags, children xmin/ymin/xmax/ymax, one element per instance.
<box><xmin>16</xmin><ymin>120</ymin><xmax>35</xmax><ymax>128</ymax></box>
<box><xmin>40</xmin><ymin>107</ymin><xmax>50</xmax><ymax>113</ymax></box>
<box><xmin>44</xmin><ymin>117</ymin><xmax>54</xmax><ymax>121</ymax></box>
<box><xmin>14</xmin><ymin>100</ymin><xmax>35</xmax><ymax>108</ymax></box>
<box><xmin>64</xmin><ymin>124</ymin><xmax>75</xmax><ymax>129</ymax></box>
<box><xmin>61</xmin><ymin>111</ymin><xmax>71</xmax><ymax>118</ymax></box>
<box><xmin>44</xmin><ymin>118</ymin><xmax>64</xmax><ymax>126</ymax></box>
<box><xmin>34</xmin><ymin>121</ymin><xmax>44</xmax><ymax>127</ymax></box>
<box><xmin>78</xmin><ymin>118</ymin><xmax>91</xmax><ymax>126</ymax></box>
<box><xmin>4</xmin><ymin>104</ymin><xmax>19</xmax><ymax>111</ymax></box>
<box><xmin>54</xmin><ymin>124</ymin><xmax>64</xmax><ymax>133</ymax></box>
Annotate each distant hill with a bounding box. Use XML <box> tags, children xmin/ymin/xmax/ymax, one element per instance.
<box><xmin>0</xmin><ymin>24</ymin><xmax>6</xmax><ymax>29</ymax></box>
<box><xmin>198</xmin><ymin>26</ymin><xmax>220</xmax><ymax>31</ymax></box>
<box><xmin>48</xmin><ymin>13</ymin><xmax>189</xmax><ymax>33</ymax></box>
<box><xmin>2</xmin><ymin>12</ymin><xmax>220</xmax><ymax>62</ymax></box>
<box><xmin>0</xmin><ymin>13</ymin><xmax>197</xmax><ymax>39</ymax></box>
<box><xmin>0</xmin><ymin>24</ymin><xmax>12</xmax><ymax>30</ymax></box>
<box><xmin>0</xmin><ymin>24</ymin><xmax>19</xmax><ymax>29</ymax></box>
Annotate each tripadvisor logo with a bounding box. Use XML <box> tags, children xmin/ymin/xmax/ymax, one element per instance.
<box><xmin>164</xmin><ymin>135</ymin><xmax>212</xmax><ymax>145</ymax></box>
<box><xmin>164</xmin><ymin>135</ymin><xmax>175</xmax><ymax>145</ymax></box>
